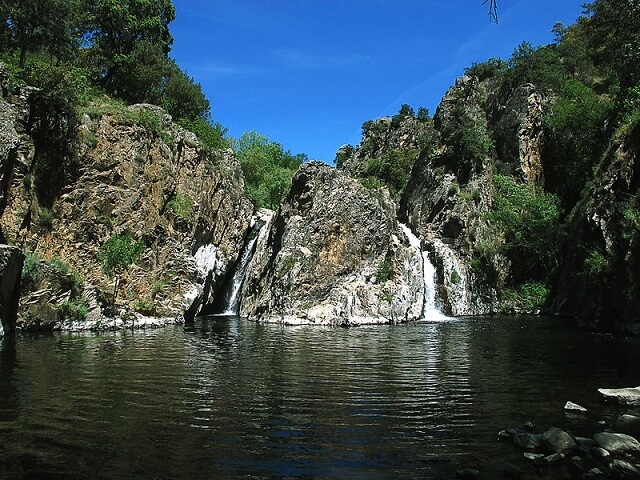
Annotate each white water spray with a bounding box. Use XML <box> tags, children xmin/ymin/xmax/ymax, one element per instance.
<box><xmin>399</xmin><ymin>224</ymin><xmax>448</xmax><ymax>320</ymax></box>
<box><xmin>220</xmin><ymin>234</ymin><xmax>259</xmax><ymax>316</ymax></box>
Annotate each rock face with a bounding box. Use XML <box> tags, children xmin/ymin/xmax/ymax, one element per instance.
<box><xmin>240</xmin><ymin>161</ymin><xmax>425</xmax><ymax>325</ymax></box>
<box><xmin>0</xmin><ymin>245</ymin><xmax>24</xmax><ymax>335</ymax></box>
<box><xmin>398</xmin><ymin>76</ymin><xmax>547</xmax><ymax>315</ymax></box>
<box><xmin>0</xmin><ymin>67</ymin><xmax>254</xmax><ymax>325</ymax></box>
<box><xmin>553</xmin><ymin>122</ymin><xmax>640</xmax><ymax>333</ymax></box>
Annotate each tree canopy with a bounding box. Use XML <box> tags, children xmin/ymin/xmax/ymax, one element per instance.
<box><xmin>233</xmin><ymin>131</ymin><xmax>306</xmax><ymax>209</ymax></box>
<box><xmin>0</xmin><ymin>0</ymin><xmax>209</xmax><ymax>121</ymax></box>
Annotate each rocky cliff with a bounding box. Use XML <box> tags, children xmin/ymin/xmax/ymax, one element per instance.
<box><xmin>553</xmin><ymin>121</ymin><xmax>640</xmax><ymax>333</ymax></box>
<box><xmin>0</xmin><ymin>67</ymin><xmax>254</xmax><ymax>327</ymax></box>
<box><xmin>240</xmin><ymin>161</ymin><xmax>425</xmax><ymax>325</ymax></box>
<box><xmin>397</xmin><ymin>76</ymin><xmax>546</xmax><ymax>314</ymax></box>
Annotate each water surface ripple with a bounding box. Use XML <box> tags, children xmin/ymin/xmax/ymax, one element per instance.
<box><xmin>1</xmin><ymin>316</ymin><xmax>639</xmax><ymax>479</ymax></box>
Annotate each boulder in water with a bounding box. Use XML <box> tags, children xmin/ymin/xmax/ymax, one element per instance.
<box><xmin>598</xmin><ymin>387</ymin><xmax>640</xmax><ymax>406</ymax></box>
<box><xmin>541</xmin><ymin>427</ymin><xmax>576</xmax><ymax>454</ymax></box>
<box><xmin>593</xmin><ymin>432</ymin><xmax>640</xmax><ymax>455</ymax></box>
<box><xmin>564</xmin><ymin>401</ymin><xmax>587</xmax><ymax>412</ymax></box>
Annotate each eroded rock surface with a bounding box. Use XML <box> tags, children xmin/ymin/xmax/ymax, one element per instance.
<box><xmin>240</xmin><ymin>162</ymin><xmax>425</xmax><ymax>325</ymax></box>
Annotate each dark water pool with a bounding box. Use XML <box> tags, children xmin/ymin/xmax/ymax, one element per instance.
<box><xmin>1</xmin><ymin>316</ymin><xmax>639</xmax><ymax>479</ymax></box>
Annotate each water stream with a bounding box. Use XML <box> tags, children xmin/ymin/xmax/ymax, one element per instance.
<box><xmin>399</xmin><ymin>224</ymin><xmax>448</xmax><ymax>320</ymax></box>
<box><xmin>219</xmin><ymin>234</ymin><xmax>259</xmax><ymax>315</ymax></box>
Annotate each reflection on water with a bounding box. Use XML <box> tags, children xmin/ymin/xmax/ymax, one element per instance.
<box><xmin>1</xmin><ymin>316</ymin><xmax>640</xmax><ymax>479</ymax></box>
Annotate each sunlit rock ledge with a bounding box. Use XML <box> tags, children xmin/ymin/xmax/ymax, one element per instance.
<box><xmin>19</xmin><ymin>314</ymin><xmax>183</xmax><ymax>333</ymax></box>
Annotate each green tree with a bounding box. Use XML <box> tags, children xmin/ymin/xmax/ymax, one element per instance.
<box><xmin>489</xmin><ymin>174</ymin><xmax>563</xmax><ymax>283</ymax></box>
<box><xmin>85</xmin><ymin>0</ymin><xmax>176</xmax><ymax>94</ymax></box>
<box><xmin>439</xmin><ymin>103</ymin><xmax>491</xmax><ymax>184</ymax></box>
<box><xmin>2</xmin><ymin>0</ymin><xmax>82</xmax><ymax>67</ymax></box>
<box><xmin>160</xmin><ymin>59</ymin><xmax>210</xmax><ymax>120</ymax></box>
<box><xmin>98</xmin><ymin>233</ymin><xmax>144</xmax><ymax>303</ymax></box>
<box><xmin>585</xmin><ymin>0</ymin><xmax>640</xmax><ymax>91</ymax></box>
<box><xmin>543</xmin><ymin>78</ymin><xmax>609</xmax><ymax>207</ymax></box>
<box><xmin>233</xmin><ymin>131</ymin><xmax>306</xmax><ymax>209</ymax></box>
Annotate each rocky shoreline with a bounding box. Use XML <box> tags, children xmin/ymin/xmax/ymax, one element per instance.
<box><xmin>457</xmin><ymin>388</ymin><xmax>640</xmax><ymax>479</ymax></box>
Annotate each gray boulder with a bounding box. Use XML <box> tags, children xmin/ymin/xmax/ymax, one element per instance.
<box><xmin>593</xmin><ymin>432</ymin><xmax>640</xmax><ymax>455</ymax></box>
<box><xmin>541</xmin><ymin>427</ymin><xmax>577</xmax><ymax>454</ymax></box>
<box><xmin>599</xmin><ymin>387</ymin><xmax>640</xmax><ymax>407</ymax></box>
<box><xmin>616</xmin><ymin>415</ymin><xmax>640</xmax><ymax>439</ymax></box>
<box><xmin>609</xmin><ymin>460</ymin><xmax>640</xmax><ymax>479</ymax></box>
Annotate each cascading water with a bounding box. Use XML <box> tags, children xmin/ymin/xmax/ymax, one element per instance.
<box><xmin>399</xmin><ymin>224</ymin><xmax>448</xmax><ymax>320</ymax></box>
<box><xmin>219</xmin><ymin>234</ymin><xmax>259</xmax><ymax>316</ymax></box>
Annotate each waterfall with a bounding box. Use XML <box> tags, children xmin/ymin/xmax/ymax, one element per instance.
<box><xmin>399</xmin><ymin>224</ymin><xmax>448</xmax><ymax>320</ymax></box>
<box><xmin>219</xmin><ymin>234</ymin><xmax>259</xmax><ymax>316</ymax></box>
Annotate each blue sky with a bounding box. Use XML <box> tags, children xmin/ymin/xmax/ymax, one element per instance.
<box><xmin>169</xmin><ymin>0</ymin><xmax>585</xmax><ymax>164</ymax></box>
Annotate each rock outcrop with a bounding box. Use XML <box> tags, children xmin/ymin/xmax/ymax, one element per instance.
<box><xmin>552</xmin><ymin>121</ymin><xmax>640</xmax><ymax>333</ymax></box>
<box><xmin>0</xmin><ymin>245</ymin><xmax>23</xmax><ymax>335</ymax></box>
<box><xmin>240</xmin><ymin>161</ymin><xmax>425</xmax><ymax>325</ymax></box>
<box><xmin>0</xmin><ymin>66</ymin><xmax>254</xmax><ymax>326</ymax></box>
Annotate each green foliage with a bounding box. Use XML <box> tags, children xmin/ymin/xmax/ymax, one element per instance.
<box><xmin>504</xmin><ymin>42</ymin><xmax>567</xmax><ymax>93</ymax></box>
<box><xmin>489</xmin><ymin>174</ymin><xmax>563</xmax><ymax>283</ymax></box>
<box><xmin>1</xmin><ymin>0</ymin><xmax>83</xmax><ymax>67</ymax></box>
<box><xmin>21</xmin><ymin>251</ymin><xmax>40</xmax><ymax>282</ymax></box>
<box><xmin>85</xmin><ymin>0</ymin><xmax>176</xmax><ymax>93</ymax></box>
<box><xmin>376</xmin><ymin>260</ymin><xmax>393</xmax><ymax>283</ymax></box>
<box><xmin>363</xmin><ymin>149</ymin><xmax>417</xmax><ymax>196</ymax></box>
<box><xmin>500</xmin><ymin>282</ymin><xmax>550</xmax><ymax>313</ymax></box>
<box><xmin>36</xmin><ymin>208</ymin><xmax>55</xmax><ymax>231</ymax></box>
<box><xmin>48</xmin><ymin>256</ymin><xmax>70</xmax><ymax>275</ymax></box>
<box><xmin>178</xmin><ymin>117</ymin><xmax>230</xmax><ymax>152</ymax></box>
<box><xmin>440</xmin><ymin>103</ymin><xmax>492</xmax><ymax>183</ymax></box>
<box><xmin>132</xmin><ymin>297</ymin><xmax>154</xmax><ymax>315</ymax></box>
<box><xmin>544</xmin><ymin>78</ymin><xmax>609</xmax><ymax>206</ymax></box>
<box><xmin>98</xmin><ymin>233</ymin><xmax>144</xmax><ymax>302</ymax></box>
<box><xmin>464</xmin><ymin>57</ymin><xmax>507</xmax><ymax>81</ymax></box>
<box><xmin>159</xmin><ymin>59</ymin><xmax>210</xmax><ymax>120</ymax></box>
<box><xmin>233</xmin><ymin>131</ymin><xmax>306</xmax><ymax>209</ymax></box>
<box><xmin>166</xmin><ymin>190</ymin><xmax>194</xmax><ymax>219</ymax></box>
<box><xmin>56</xmin><ymin>296</ymin><xmax>89</xmax><ymax>322</ymax></box>
<box><xmin>334</xmin><ymin>144</ymin><xmax>355</xmax><ymax>169</ymax></box>
<box><xmin>98</xmin><ymin>233</ymin><xmax>144</xmax><ymax>275</ymax></box>
<box><xmin>24</xmin><ymin>60</ymin><xmax>87</xmax><ymax>206</ymax></box>
<box><xmin>621</xmin><ymin>193</ymin><xmax>640</xmax><ymax>240</ymax></box>
<box><xmin>417</xmin><ymin>106</ymin><xmax>430</xmax><ymax>123</ymax></box>
<box><xmin>359</xmin><ymin>176</ymin><xmax>386</xmax><ymax>191</ymax></box>
<box><xmin>583</xmin><ymin>248</ymin><xmax>608</xmax><ymax>275</ymax></box>
<box><xmin>450</xmin><ymin>269</ymin><xmax>461</xmax><ymax>285</ymax></box>
<box><xmin>585</xmin><ymin>0</ymin><xmax>640</xmax><ymax>90</ymax></box>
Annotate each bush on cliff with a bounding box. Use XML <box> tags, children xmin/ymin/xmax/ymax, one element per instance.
<box><xmin>98</xmin><ymin>234</ymin><xmax>144</xmax><ymax>303</ymax></box>
<box><xmin>234</xmin><ymin>131</ymin><xmax>306</xmax><ymax>209</ymax></box>
<box><xmin>489</xmin><ymin>174</ymin><xmax>563</xmax><ymax>285</ymax></box>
